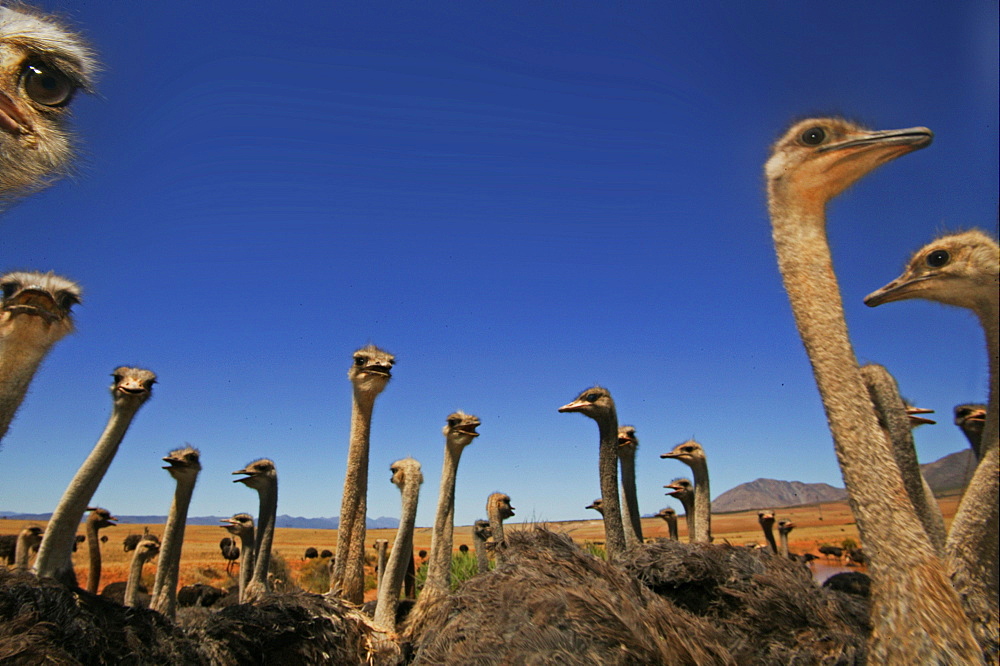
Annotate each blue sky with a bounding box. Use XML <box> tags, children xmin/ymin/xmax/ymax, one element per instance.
<box><xmin>1</xmin><ymin>1</ymin><xmax>996</xmax><ymax>530</ymax></box>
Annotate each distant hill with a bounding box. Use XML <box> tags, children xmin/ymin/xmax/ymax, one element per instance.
<box><xmin>710</xmin><ymin>449</ymin><xmax>974</xmax><ymax>513</ymax></box>
<box><xmin>0</xmin><ymin>512</ymin><xmax>399</xmax><ymax>530</ymax></box>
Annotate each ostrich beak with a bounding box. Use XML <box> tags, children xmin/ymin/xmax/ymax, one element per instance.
<box><xmin>558</xmin><ymin>399</ymin><xmax>586</xmax><ymax>413</ymax></box>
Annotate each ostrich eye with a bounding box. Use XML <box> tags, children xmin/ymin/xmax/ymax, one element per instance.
<box><xmin>447</xmin><ymin>418</ymin><xmax>461</xmax><ymax>427</ymax></box>
<box><xmin>57</xmin><ymin>291</ymin><xmax>81</xmax><ymax>311</ymax></box>
<box><xmin>22</xmin><ymin>62</ymin><xmax>76</xmax><ymax>107</ymax></box>
<box><xmin>354</xmin><ymin>356</ymin><xmax>366</xmax><ymax>366</ymax></box>
<box><xmin>1</xmin><ymin>282</ymin><xmax>17</xmax><ymax>300</ymax></box>
<box><xmin>800</xmin><ymin>127</ymin><xmax>826</xmax><ymax>145</ymax></box>
<box><xmin>585</xmin><ymin>393</ymin><xmax>599</xmax><ymax>402</ymax></box>
<box><xmin>926</xmin><ymin>249</ymin><xmax>950</xmax><ymax>268</ymax></box>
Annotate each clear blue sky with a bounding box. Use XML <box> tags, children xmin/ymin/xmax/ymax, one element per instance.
<box><xmin>1</xmin><ymin>1</ymin><xmax>996</xmax><ymax>530</ymax></box>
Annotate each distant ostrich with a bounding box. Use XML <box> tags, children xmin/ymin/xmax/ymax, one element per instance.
<box><xmin>472</xmin><ymin>519</ymin><xmax>491</xmax><ymax>574</ymax></box>
<box><xmin>422</xmin><ymin>412</ymin><xmax>480</xmax><ymax>598</ymax></box>
<box><xmin>617</xmin><ymin>425</ymin><xmax>644</xmax><ymax>546</ymax></box>
<box><xmin>84</xmin><ymin>507</ymin><xmax>116</xmax><ymax>594</ymax></box>
<box><xmin>0</xmin><ymin>4</ymin><xmax>97</xmax><ymax>204</ymax></box>
<box><xmin>34</xmin><ymin>367</ymin><xmax>156</xmax><ymax>586</ymax></box>
<box><xmin>0</xmin><ymin>271</ymin><xmax>81</xmax><ymax>445</ymax></box>
<box><xmin>220</xmin><ymin>512</ymin><xmax>254</xmax><ymax>603</ymax></box>
<box><xmin>757</xmin><ymin>510</ymin><xmax>778</xmax><ymax>554</ymax></box>
<box><xmin>776</xmin><ymin>519</ymin><xmax>795</xmax><ymax>560</ymax></box>
<box><xmin>374</xmin><ymin>457</ymin><xmax>422</xmax><ymax>632</ymax></box>
<box><xmin>866</xmin><ymin>229</ymin><xmax>999</xmax><ymax>652</ymax></box>
<box><xmin>559</xmin><ymin>387</ymin><xmax>626</xmax><ymax>559</ymax></box>
<box><xmin>331</xmin><ymin>345</ymin><xmax>394</xmax><ymax>604</ymax></box>
<box><xmin>320</xmin><ymin>549</ymin><xmax>333</xmax><ymax>559</ymax></box>
<box><xmin>664</xmin><ymin>478</ymin><xmax>695</xmax><ymax>542</ymax></box>
<box><xmin>818</xmin><ymin>544</ymin><xmax>844</xmax><ymax>562</ymax></box>
<box><xmin>124</xmin><ymin>536</ymin><xmax>160</xmax><ymax>608</ymax></box>
<box><xmin>13</xmin><ymin>525</ymin><xmax>43</xmax><ymax>570</ymax></box>
<box><xmin>662</xmin><ymin>441</ymin><xmax>711</xmax><ymax>543</ymax></box>
<box><xmin>150</xmin><ymin>446</ymin><xmax>202</xmax><ymax>620</ymax></box>
<box><xmin>220</xmin><ymin>537</ymin><xmax>240</xmax><ymax>575</ymax></box>
<box><xmin>585</xmin><ymin>498</ymin><xmax>604</xmax><ymax>515</ymax></box>
<box><xmin>766</xmin><ymin>116</ymin><xmax>979</xmax><ymax>660</ymax></box>
<box><xmin>655</xmin><ymin>507</ymin><xmax>678</xmax><ymax>541</ymax></box>
<box><xmin>303</xmin><ymin>547</ymin><xmax>319</xmax><ymax>560</ymax></box>
<box><xmin>954</xmin><ymin>403</ymin><xmax>987</xmax><ymax>460</ymax></box>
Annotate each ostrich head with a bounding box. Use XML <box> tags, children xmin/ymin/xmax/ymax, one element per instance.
<box><xmin>232</xmin><ymin>458</ymin><xmax>277</xmax><ymax>491</ymax></box>
<box><xmin>221</xmin><ymin>513</ymin><xmax>254</xmax><ymax>539</ymax></box>
<box><xmin>558</xmin><ymin>386</ymin><xmax>616</xmax><ymax>420</ymax></box>
<box><xmin>390</xmin><ymin>457</ymin><xmax>423</xmax><ymax>489</ymax></box>
<box><xmin>0</xmin><ymin>5</ymin><xmax>97</xmax><ymax>201</ymax></box>
<box><xmin>443</xmin><ymin>411</ymin><xmax>480</xmax><ymax>449</ymax></box>
<box><xmin>0</xmin><ymin>270</ymin><xmax>80</xmax><ymax>338</ymax></box>
<box><xmin>660</xmin><ymin>440</ymin><xmax>706</xmax><ymax>466</ymax></box>
<box><xmin>110</xmin><ymin>367</ymin><xmax>156</xmax><ymax>410</ymax></box>
<box><xmin>349</xmin><ymin>344</ymin><xmax>394</xmax><ymax>397</ymax></box>
<box><xmin>161</xmin><ymin>445</ymin><xmax>201</xmax><ymax>482</ymax></box>
<box><xmin>487</xmin><ymin>492</ymin><xmax>514</xmax><ymax>521</ymax></box>
<box><xmin>617</xmin><ymin>425</ymin><xmax>638</xmax><ymax>451</ymax></box>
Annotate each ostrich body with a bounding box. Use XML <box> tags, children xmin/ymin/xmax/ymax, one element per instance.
<box><xmin>221</xmin><ymin>512</ymin><xmax>255</xmax><ymax>603</ymax></box>
<box><xmin>661</xmin><ymin>441</ymin><xmax>711</xmax><ymax>543</ymax></box>
<box><xmin>866</xmin><ymin>229</ymin><xmax>999</xmax><ymax>654</ymax></box>
<box><xmin>486</xmin><ymin>492</ymin><xmax>514</xmax><ymax>558</ymax></box>
<box><xmin>758</xmin><ymin>510</ymin><xmax>778</xmax><ymax>554</ymax></box>
<box><xmin>234</xmin><ymin>458</ymin><xmax>278</xmax><ymax>603</ymax></box>
<box><xmin>665</xmin><ymin>478</ymin><xmax>695</xmax><ymax>542</ymax></box>
<box><xmin>149</xmin><ymin>446</ymin><xmax>202</xmax><ymax>619</ymax></box>
<box><xmin>374</xmin><ymin>457</ymin><xmax>422</xmax><ymax>632</ymax></box>
<box><xmin>13</xmin><ymin>524</ymin><xmax>42</xmax><ymax>570</ymax></box>
<box><xmin>766</xmin><ymin>116</ymin><xmax>979</xmax><ymax>661</ymax></box>
<box><xmin>559</xmin><ymin>387</ymin><xmax>627</xmax><ymax>559</ymax></box>
<box><xmin>955</xmin><ymin>403</ymin><xmax>987</xmax><ymax>460</ymax></box>
<box><xmin>331</xmin><ymin>345</ymin><xmax>394</xmax><ymax>604</ymax></box>
<box><xmin>124</xmin><ymin>536</ymin><xmax>159</xmax><ymax>608</ymax></box>
<box><xmin>423</xmin><ymin>411</ymin><xmax>480</xmax><ymax>597</ymax></box>
<box><xmin>34</xmin><ymin>367</ymin><xmax>156</xmax><ymax>585</ymax></box>
<box><xmin>84</xmin><ymin>507</ymin><xmax>115</xmax><ymax>594</ymax></box>
<box><xmin>860</xmin><ymin>363</ymin><xmax>947</xmax><ymax>554</ymax></box>
<box><xmin>0</xmin><ymin>272</ymin><xmax>80</xmax><ymax>444</ymax></box>
<box><xmin>655</xmin><ymin>507</ymin><xmax>678</xmax><ymax>541</ymax></box>
<box><xmin>472</xmin><ymin>519</ymin><xmax>491</xmax><ymax>574</ymax></box>
<box><xmin>617</xmin><ymin>425</ymin><xmax>644</xmax><ymax>546</ymax></box>
<box><xmin>0</xmin><ymin>5</ymin><xmax>96</xmax><ymax>204</ymax></box>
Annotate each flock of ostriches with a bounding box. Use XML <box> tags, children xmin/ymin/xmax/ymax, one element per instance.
<box><xmin>0</xmin><ymin>5</ymin><xmax>997</xmax><ymax>665</ymax></box>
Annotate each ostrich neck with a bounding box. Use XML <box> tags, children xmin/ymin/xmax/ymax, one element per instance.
<box><xmin>689</xmin><ymin>462</ymin><xmax>711</xmax><ymax>543</ymax></box>
<box><xmin>473</xmin><ymin>529</ymin><xmax>489</xmax><ymax>572</ymax></box>
<box><xmin>14</xmin><ymin>533</ymin><xmax>35</xmax><ymax>569</ymax></box>
<box><xmin>596</xmin><ymin>415</ymin><xmax>626</xmax><ymax>559</ymax></box>
<box><xmin>0</xmin><ymin>322</ymin><xmax>62</xmax><ymax>442</ymax></box>
<box><xmin>237</xmin><ymin>529</ymin><xmax>255</xmax><ymax>603</ymax></box>
<box><xmin>665</xmin><ymin>516</ymin><xmax>678</xmax><ymax>541</ymax></box>
<box><xmin>376</xmin><ymin>541</ymin><xmax>388</xmax><ymax>588</ymax></box>
<box><xmin>488</xmin><ymin>506</ymin><xmax>505</xmax><ymax>547</ymax></box>
<box><xmin>374</xmin><ymin>478</ymin><xmax>420</xmax><ymax>631</ymax></box>
<box><xmin>762</xmin><ymin>525</ymin><xmax>777</xmax><ymax>554</ymax></box>
<box><xmin>150</xmin><ymin>474</ymin><xmax>198</xmax><ymax>618</ymax></box>
<box><xmin>978</xmin><ymin>304</ymin><xmax>999</xmax><ymax>451</ymax></box>
<box><xmin>249</xmin><ymin>480</ymin><xmax>278</xmax><ymax>597</ymax></box>
<box><xmin>85</xmin><ymin>519</ymin><xmax>103</xmax><ymax>594</ymax></box>
<box><xmin>770</xmin><ymin>196</ymin><xmax>981</xmax><ymax>660</ymax></box>
<box><xmin>679</xmin><ymin>497</ymin><xmax>695</xmax><ymax>542</ymax></box>
<box><xmin>124</xmin><ymin>548</ymin><xmax>153</xmax><ymax>607</ymax></box>
<box><xmin>425</xmin><ymin>442</ymin><xmax>465</xmax><ymax>595</ymax></box>
<box><xmin>34</xmin><ymin>403</ymin><xmax>141</xmax><ymax>582</ymax></box>
<box><xmin>618</xmin><ymin>448</ymin><xmax>643</xmax><ymax>546</ymax></box>
<box><xmin>331</xmin><ymin>389</ymin><xmax>376</xmax><ymax>602</ymax></box>
<box><xmin>779</xmin><ymin>530</ymin><xmax>790</xmax><ymax>559</ymax></box>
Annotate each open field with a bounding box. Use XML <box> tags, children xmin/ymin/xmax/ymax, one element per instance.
<box><xmin>2</xmin><ymin>493</ymin><xmax>962</xmax><ymax>601</ymax></box>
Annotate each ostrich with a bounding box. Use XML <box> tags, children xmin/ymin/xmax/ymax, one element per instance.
<box><xmin>373</xmin><ymin>539</ymin><xmax>388</xmax><ymax>589</ymax></box>
<box><xmin>331</xmin><ymin>345</ymin><xmax>394</xmax><ymax>605</ymax></box>
<box><xmin>617</xmin><ymin>425</ymin><xmax>644</xmax><ymax>546</ymax></box>
<box><xmin>954</xmin><ymin>403</ymin><xmax>987</xmax><ymax>460</ymax></box>
<box><xmin>661</xmin><ymin>441</ymin><xmax>711</xmax><ymax>543</ymax></box>
<box><xmin>776</xmin><ymin>519</ymin><xmax>795</xmax><ymax>560</ymax></box>
<box><xmin>0</xmin><ymin>271</ymin><xmax>80</xmax><ymax>445</ymax></box>
<box><xmin>766</xmin><ymin>116</ymin><xmax>980</xmax><ymax>660</ymax></box>
<box><xmin>220</xmin><ymin>513</ymin><xmax>254</xmax><ymax>604</ymax></box>
<box><xmin>860</xmin><ymin>363</ymin><xmax>947</xmax><ymax>554</ymax></box>
<box><xmin>486</xmin><ymin>492</ymin><xmax>514</xmax><ymax>558</ymax></box>
<box><xmin>304</xmin><ymin>547</ymin><xmax>319</xmax><ymax>560</ymax></box>
<box><xmin>220</xmin><ymin>537</ymin><xmax>240</xmax><ymax>575</ymax></box>
<box><xmin>373</xmin><ymin>457</ymin><xmax>422</xmax><ymax>632</ymax></box>
<box><xmin>124</xmin><ymin>536</ymin><xmax>160</xmax><ymax>608</ymax></box>
<box><xmin>559</xmin><ymin>387</ymin><xmax>627</xmax><ymax>559</ymax></box>
<box><xmin>422</xmin><ymin>411</ymin><xmax>480</xmax><ymax>598</ymax></box>
<box><xmin>34</xmin><ymin>367</ymin><xmax>156</xmax><ymax>586</ymax></box>
<box><xmin>233</xmin><ymin>458</ymin><xmax>278</xmax><ymax>603</ymax></box>
<box><xmin>757</xmin><ymin>510</ymin><xmax>778</xmax><ymax>554</ymax></box>
<box><xmin>585</xmin><ymin>498</ymin><xmax>604</xmax><ymax>515</ymax></box>
<box><xmin>0</xmin><ymin>4</ymin><xmax>96</xmax><ymax>204</ymax></box>
<box><xmin>12</xmin><ymin>524</ymin><xmax>42</xmax><ymax>570</ymax></box>
<box><xmin>664</xmin><ymin>478</ymin><xmax>695</xmax><ymax>542</ymax></box>
<box><xmin>471</xmin><ymin>519</ymin><xmax>491</xmax><ymax>574</ymax></box>
<box><xmin>865</xmin><ymin>229</ymin><xmax>999</xmax><ymax>653</ymax></box>
<box><xmin>83</xmin><ymin>507</ymin><xmax>115</xmax><ymax>594</ymax></box>
<box><xmin>149</xmin><ymin>446</ymin><xmax>201</xmax><ymax>619</ymax></box>
<box><xmin>655</xmin><ymin>507</ymin><xmax>678</xmax><ymax>541</ymax></box>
